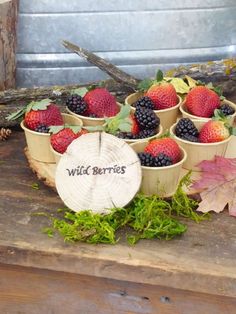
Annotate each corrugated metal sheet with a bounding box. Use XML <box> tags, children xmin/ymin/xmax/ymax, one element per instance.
<box><xmin>16</xmin><ymin>0</ymin><xmax>236</xmax><ymax>87</ymax></box>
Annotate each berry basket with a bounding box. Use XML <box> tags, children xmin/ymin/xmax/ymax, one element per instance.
<box><xmin>130</xmin><ymin>140</ymin><xmax>187</xmax><ymax>197</ymax></box>
<box><xmin>170</xmin><ymin>119</ymin><xmax>232</xmax><ymax>171</ymax></box>
<box><xmin>21</xmin><ymin>113</ymin><xmax>83</xmax><ymax>163</ymax></box>
<box><xmin>179</xmin><ymin>99</ymin><xmax>236</xmax><ymax>125</ymax></box>
<box><xmin>125</xmin><ymin>92</ymin><xmax>182</xmax><ymax>131</ymax></box>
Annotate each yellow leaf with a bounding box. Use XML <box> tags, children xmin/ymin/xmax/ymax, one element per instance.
<box><xmin>184</xmin><ymin>75</ymin><xmax>197</xmax><ymax>88</ymax></box>
<box><xmin>169</xmin><ymin>78</ymin><xmax>190</xmax><ymax>94</ymax></box>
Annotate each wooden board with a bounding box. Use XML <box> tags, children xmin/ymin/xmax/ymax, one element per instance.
<box><xmin>0</xmin><ymin>263</ymin><xmax>236</xmax><ymax>314</ymax></box>
<box><xmin>1</xmin><ymin>131</ymin><xmax>236</xmax><ymax>303</ymax></box>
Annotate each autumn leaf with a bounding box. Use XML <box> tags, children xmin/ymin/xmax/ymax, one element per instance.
<box><xmin>191</xmin><ymin>156</ymin><xmax>236</xmax><ymax>217</ymax></box>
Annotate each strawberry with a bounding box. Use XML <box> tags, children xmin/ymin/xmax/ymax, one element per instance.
<box><xmin>83</xmin><ymin>88</ymin><xmax>119</xmax><ymax>118</ymax></box>
<box><xmin>199</xmin><ymin>120</ymin><xmax>230</xmax><ymax>143</ymax></box>
<box><xmin>25</xmin><ymin>103</ymin><xmax>63</xmax><ymax>130</ymax></box>
<box><xmin>130</xmin><ymin>115</ymin><xmax>140</xmax><ymax>135</ymax></box>
<box><xmin>185</xmin><ymin>86</ymin><xmax>220</xmax><ymax>118</ymax></box>
<box><xmin>6</xmin><ymin>98</ymin><xmax>63</xmax><ymax>130</ymax></box>
<box><xmin>146</xmin><ymin>83</ymin><xmax>178</xmax><ymax>110</ymax></box>
<box><xmin>144</xmin><ymin>138</ymin><xmax>181</xmax><ymax>164</ymax></box>
<box><xmin>50</xmin><ymin>127</ymin><xmax>88</xmax><ymax>154</ymax></box>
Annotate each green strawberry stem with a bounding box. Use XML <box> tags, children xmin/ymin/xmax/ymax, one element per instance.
<box><xmin>49</xmin><ymin>124</ymin><xmax>82</xmax><ymax>134</ymax></box>
<box><xmin>212</xmin><ymin>109</ymin><xmax>236</xmax><ymax>135</ymax></box>
<box><xmin>71</xmin><ymin>87</ymin><xmax>88</xmax><ymax>97</ymax></box>
<box><xmin>156</xmin><ymin>69</ymin><xmax>164</xmax><ymax>82</ymax></box>
<box><xmin>104</xmin><ymin>104</ymin><xmax>132</xmax><ymax>134</ymax></box>
<box><xmin>6</xmin><ymin>98</ymin><xmax>53</xmax><ymax>121</ymax></box>
<box><xmin>84</xmin><ymin>104</ymin><xmax>132</xmax><ymax>135</ymax></box>
<box><xmin>137</xmin><ymin>78</ymin><xmax>154</xmax><ymax>92</ymax></box>
<box><xmin>6</xmin><ymin>107</ymin><xmax>27</xmax><ymax>121</ymax></box>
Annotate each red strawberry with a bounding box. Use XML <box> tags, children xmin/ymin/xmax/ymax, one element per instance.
<box><xmin>144</xmin><ymin>138</ymin><xmax>181</xmax><ymax>164</ymax></box>
<box><xmin>78</xmin><ymin>129</ymin><xmax>89</xmax><ymax>136</ymax></box>
<box><xmin>130</xmin><ymin>115</ymin><xmax>140</xmax><ymax>135</ymax></box>
<box><xmin>25</xmin><ymin>103</ymin><xmax>63</xmax><ymax>131</ymax></box>
<box><xmin>185</xmin><ymin>86</ymin><xmax>220</xmax><ymax>118</ymax></box>
<box><xmin>51</xmin><ymin>127</ymin><xmax>88</xmax><ymax>154</ymax></box>
<box><xmin>83</xmin><ymin>88</ymin><xmax>119</xmax><ymax>118</ymax></box>
<box><xmin>199</xmin><ymin>120</ymin><xmax>230</xmax><ymax>143</ymax></box>
<box><xmin>146</xmin><ymin>83</ymin><xmax>178</xmax><ymax>110</ymax></box>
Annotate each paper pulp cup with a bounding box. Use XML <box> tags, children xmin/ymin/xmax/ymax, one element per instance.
<box><xmin>50</xmin><ymin>145</ymin><xmax>62</xmax><ymax>164</ymax></box>
<box><xmin>170</xmin><ymin>119</ymin><xmax>231</xmax><ymax>171</ymax></box>
<box><xmin>66</xmin><ymin>102</ymin><xmax>122</xmax><ymax>127</ymax></box>
<box><xmin>125</xmin><ymin>92</ymin><xmax>182</xmax><ymax>131</ymax></box>
<box><xmin>130</xmin><ymin>141</ymin><xmax>186</xmax><ymax>197</ymax></box>
<box><xmin>180</xmin><ymin>99</ymin><xmax>236</xmax><ymax>126</ymax></box>
<box><xmin>21</xmin><ymin>113</ymin><xmax>83</xmax><ymax>163</ymax></box>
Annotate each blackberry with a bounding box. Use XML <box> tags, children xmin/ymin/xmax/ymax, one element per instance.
<box><xmin>219</xmin><ymin>104</ymin><xmax>235</xmax><ymax>116</ymax></box>
<box><xmin>136</xmin><ymin>129</ymin><xmax>157</xmax><ymax>139</ymax></box>
<box><xmin>66</xmin><ymin>94</ymin><xmax>87</xmax><ymax>115</ymax></box>
<box><xmin>116</xmin><ymin>132</ymin><xmax>136</xmax><ymax>139</ymax></box>
<box><xmin>153</xmin><ymin>153</ymin><xmax>173</xmax><ymax>167</ymax></box>
<box><xmin>134</xmin><ymin>108</ymin><xmax>160</xmax><ymax>130</ymax></box>
<box><xmin>134</xmin><ymin>96</ymin><xmax>155</xmax><ymax>110</ymax></box>
<box><xmin>181</xmin><ymin>134</ymin><xmax>199</xmax><ymax>143</ymax></box>
<box><xmin>88</xmin><ymin>113</ymin><xmax>98</xmax><ymax>118</ymax></box>
<box><xmin>175</xmin><ymin>118</ymin><xmax>198</xmax><ymax>138</ymax></box>
<box><xmin>138</xmin><ymin>152</ymin><xmax>154</xmax><ymax>167</ymax></box>
<box><xmin>35</xmin><ymin>124</ymin><xmax>50</xmax><ymax>133</ymax></box>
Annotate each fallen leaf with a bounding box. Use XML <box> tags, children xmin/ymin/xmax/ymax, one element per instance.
<box><xmin>191</xmin><ymin>156</ymin><xmax>236</xmax><ymax>217</ymax></box>
<box><xmin>184</xmin><ymin>75</ymin><xmax>198</xmax><ymax>88</ymax></box>
<box><xmin>167</xmin><ymin>77</ymin><xmax>191</xmax><ymax>94</ymax></box>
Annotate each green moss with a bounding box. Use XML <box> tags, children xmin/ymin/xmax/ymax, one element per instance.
<box><xmin>43</xmin><ymin>173</ymin><xmax>208</xmax><ymax>245</ymax></box>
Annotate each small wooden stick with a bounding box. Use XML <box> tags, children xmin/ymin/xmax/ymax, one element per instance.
<box><xmin>62</xmin><ymin>40</ymin><xmax>140</xmax><ymax>89</ymax></box>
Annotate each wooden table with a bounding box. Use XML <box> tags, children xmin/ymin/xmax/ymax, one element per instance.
<box><xmin>0</xmin><ymin>131</ymin><xmax>236</xmax><ymax>314</ymax></box>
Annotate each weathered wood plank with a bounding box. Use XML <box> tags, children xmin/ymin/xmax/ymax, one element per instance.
<box><xmin>0</xmin><ymin>263</ymin><xmax>235</xmax><ymax>314</ymax></box>
<box><xmin>0</xmin><ymin>80</ymin><xmax>131</xmax><ymax>104</ymax></box>
<box><xmin>0</xmin><ymin>0</ymin><xmax>18</xmax><ymax>90</ymax></box>
<box><xmin>0</xmin><ymin>132</ymin><xmax>236</xmax><ymax>299</ymax></box>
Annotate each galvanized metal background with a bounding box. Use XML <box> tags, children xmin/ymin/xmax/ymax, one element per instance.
<box><xmin>17</xmin><ymin>0</ymin><xmax>236</xmax><ymax>87</ymax></box>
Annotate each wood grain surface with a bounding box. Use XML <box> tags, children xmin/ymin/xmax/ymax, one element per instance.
<box><xmin>0</xmin><ymin>263</ymin><xmax>235</xmax><ymax>314</ymax></box>
<box><xmin>0</xmin><ymin>0</ymin><xmax>18</xmax><ymax>90</ymax></box>
<box><xmin>0</xmin><ymin>132</ymin><xmax>236</xmax><ymax>303</ymax></box>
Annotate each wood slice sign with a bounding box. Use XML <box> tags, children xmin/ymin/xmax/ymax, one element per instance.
<box><xmin>55</xmin><ymin>132</ymin><xmax>142</xmax><ymax>213</ymax></box>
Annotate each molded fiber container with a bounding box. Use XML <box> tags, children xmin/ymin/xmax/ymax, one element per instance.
<box><xmin>170</xmin><ymin>119</ymin><xmax>231</xmax><ymax>171</ymax></box>
<box><xmin>125</xmin><ymin>92</ymin><xmax>182</xmax><ymax>131</ymax></box>
<box><xmin>179</xmin><ymin>99</ymin><xmax>236</xmax><ymax>126</ymax></box>
<box><xmin>21</xmin><ymin>113</ymin><xmax>83</xmax><ymax>163</ymax></box>
<box><xmin>130</xmin><ymin>141</ymin><xmax>187</xmax><ymax>197</ymax></box>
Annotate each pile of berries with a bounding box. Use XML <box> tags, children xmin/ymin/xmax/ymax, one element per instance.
<box><xmin>137</xmin><ymin>138</ymin><xmax>181</xmax><ymax>167</ymax></box>
<box><xmin>175</xmin><ymin>118</ymin><xmax>230</xmax><ymax>143</ymax></box>
<box><xmin>116</xmin><ymin>96</ymin><xmax>160</xmax><ymax>140</ymax></box>
<box><xmin>185</xmin><ymin>86</ymin><xmax>235</xmax><ymax>118</ymax></box>
<box><xmin>175</xmin><ymin>118</ymin><xmax>199</xmax><ymax>142</ymax></box>
<box><xmin>66</xmin><ymin>87</ymin><xmax>119</xmax><ymax>118</ymax></box>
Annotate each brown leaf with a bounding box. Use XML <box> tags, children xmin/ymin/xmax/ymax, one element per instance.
<box><xmin>191</xmin><ymin>156</ymin><xmax>236</xmax><ymax>217</ymax></box>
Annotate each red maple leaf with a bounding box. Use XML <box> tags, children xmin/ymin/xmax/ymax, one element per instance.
<box><xmin>191</xmin><ymin>156</ymin><xmax>236</xmax><ymax>217</ymax></box>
